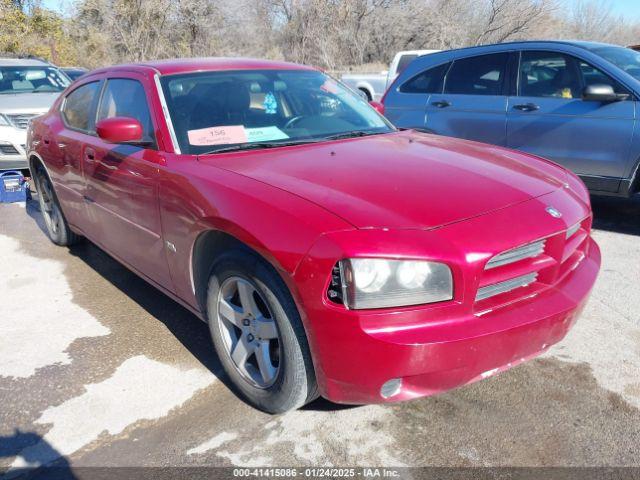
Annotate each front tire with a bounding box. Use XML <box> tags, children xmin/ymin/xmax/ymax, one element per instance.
<box><xmin>206</xmin><ymin>250</ymin><xmax>318</xmax><ymax>413</ymax></box>
<box><xmin>33</xmin><ymin>163</ymin><xmax>81</xmax><ymax>246</ymax></box>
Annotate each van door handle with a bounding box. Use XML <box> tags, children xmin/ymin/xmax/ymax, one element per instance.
<box><xmin>85</xmin><ymin>148</ymin><xmax>96</xmax><ymax>163</ymax></box>
<box><xmin>432</xmin><ymin>100</ymin><xmax>451</xmax><ymax>108</ymax></box>
<box><xmin>513</xmin><ymin>103</ymin><xmax>540</xmax><ymax>112</ymax></box>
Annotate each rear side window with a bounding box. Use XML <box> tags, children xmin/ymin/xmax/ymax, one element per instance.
<box><xmin>399</xmin><ymin>63</ymin><xmax>449</xmax><ymax>94</ymax></box>
<box><xmin>396</xmin><ymin>54</ymin><xmax>419</xmax><ymax>74</ymax></box>
<box><xmin>97</xmin><ymin>78</ymin><xmax>154</xmax><ymax>141</ymax></box>
<box><xmin>62</xmin><ymin>82</ymin><xmax>100</xmax><ymax>131</ymax></box>
<box><xmin>444</xmin><ymin>53</ymin><xmax>509</xmax><ymax>96</ymax></box>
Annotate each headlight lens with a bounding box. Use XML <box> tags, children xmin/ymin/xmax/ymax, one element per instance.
<box><xmin>0</xmin><ymin>114</ymin><xmax>11</xmax><ymax>126</ymax></box>
<box><xmin>339</xmin><ymin>258</ymin><xmax>453</xmax><ymax>309</ymax></box>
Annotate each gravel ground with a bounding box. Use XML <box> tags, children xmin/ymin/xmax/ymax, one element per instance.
<box><xmin>0</xmin><ymin>194</ymin><xmax>639</xmax><ymax>476</ymax></box>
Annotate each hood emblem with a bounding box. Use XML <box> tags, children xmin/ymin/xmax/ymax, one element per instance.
<box><xmin>546</xmin><ymin>206</ymin><xmax>562</xmax><ymax>218</ymax></box>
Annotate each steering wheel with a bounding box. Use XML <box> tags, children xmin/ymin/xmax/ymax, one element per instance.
<box><xmin>284</xmin><ymin>116</ymin><xmax>305</xmax><ymax>129</ymax></box>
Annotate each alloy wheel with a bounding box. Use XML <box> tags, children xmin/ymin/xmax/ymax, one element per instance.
<box><xmin>217</xmin><ymin>276</ymin><xmax>281</xmax><ymax>388</ymax></box>
<box><xmin>38</xmin><ymin>173</ymin><xmax>61</xmax><ymax>236</ymax></box>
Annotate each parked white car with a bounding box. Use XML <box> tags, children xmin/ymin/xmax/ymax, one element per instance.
<box><xmin>0</xmin><ymin>57</ymin><xmax>71</xmax><ymax>171</ymax></box>
<box><xmin>341</xmin><ymin>50</ymin><xmax>440</xmax><ymax>101</ymax></box>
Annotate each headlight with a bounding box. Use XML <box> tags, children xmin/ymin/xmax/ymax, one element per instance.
<box><xmin>338</xmin><ymin>258</ymin><xmax>453</xmax><ymax>309</ymax></box>
<box><xmin>0</xmin><ymin>114</ymin><xmax>11</xmax><ymax>126</ymax></box>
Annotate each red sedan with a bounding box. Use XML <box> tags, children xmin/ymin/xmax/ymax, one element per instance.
<box><xmin>27</xmin><ymin>58</ymin><xmax>600</xmax><ymax>413</ymax></box>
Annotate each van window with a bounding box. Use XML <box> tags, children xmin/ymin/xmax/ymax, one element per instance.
<box><xmin>444</xmin><ymin>53</ymin><xmax>509</xmax><ymax>96</ymax></box>
<box><xmin>399</xmin><ymin>63</ymin><xmax>449</xmax><ymax>94</ymax></box>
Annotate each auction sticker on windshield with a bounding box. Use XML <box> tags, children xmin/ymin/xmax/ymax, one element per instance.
<box><xmin>187</xmin><ymin>125</ymin><xmax>247</xmax><ymax>146</ymax></box>
<box><xmin>245</xmin><ymin>126</ymin><xmax>289</xmax><ymax>143</ymax></box>
<box><xmin>188</xmin><ymin>125</ymin><xmax>289</xmax><ymax>145</ymax></box>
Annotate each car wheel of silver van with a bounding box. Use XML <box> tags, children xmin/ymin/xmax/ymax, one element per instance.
<box><xmin>34</xmin><ymin>163</ymin><xmax>80</xmax><ymax>246</ymax></box>
<box><xmin>206</xmin><ymin>250</ymin><xmax>318</xmax><ymax>413</ymax></box>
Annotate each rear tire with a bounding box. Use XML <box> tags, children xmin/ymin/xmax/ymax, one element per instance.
<box><xmin>206</xmin><ymin>250</ymin><xmax>318</xmax><ymax>413</ymax></box>
<box><xmin>33</xmin><ymin>163</ymin><xmax>81</xmax><ymax>246</ymax></box>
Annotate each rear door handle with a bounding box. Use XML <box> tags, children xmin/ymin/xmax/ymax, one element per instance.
<box><xmin>513</xmin><ymin>103</ymin><xmax>540</xmax><ymax>112</ymax></box>
<box><xmin>432</xmin><ymin>100</ymin><xmax>451</xmax><ymax>108</ymax></box>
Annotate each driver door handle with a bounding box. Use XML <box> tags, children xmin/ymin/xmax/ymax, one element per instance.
<box><xmin>513</xmin><ymin>103</ymin><xmax>540</xmax><ymax>112</ymax></box>
<box><xmin>432</xmin><ymin>100</ymin><xmax>451</xmax><ymax>108</ymax></box>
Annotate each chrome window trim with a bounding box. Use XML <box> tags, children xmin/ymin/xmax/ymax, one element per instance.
<box><xmin>153</xmin><ymin>74</ymin><xmax>181</xmax><ymax>154</ymax></box>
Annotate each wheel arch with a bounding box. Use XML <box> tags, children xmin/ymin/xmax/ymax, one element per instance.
<box><xmin>190</xmin><ymin>227</ymin><xmax>303</xmax><ymax>321</ymax></box>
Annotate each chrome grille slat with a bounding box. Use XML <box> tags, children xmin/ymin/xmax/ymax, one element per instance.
<box><xmin>476</xmin><ymin>272</ymin><xmax>538</xmax><ymax>302</ymax></box>
<box><xmin>6</xmin><ymin>113</ymin><xmax>38</xmax><ymax>130</ymax></box>
<box><xmin>485</xmin><ymin>239</ymin><xmax>546</xmax><ymax>270</ymax></box>
<box><xmin>566</xmin><ymin>223</ymin><xmax>580</xmax><ymax>239</ymax></box>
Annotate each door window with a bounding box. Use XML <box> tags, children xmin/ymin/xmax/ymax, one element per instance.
<box><xmin>578</xmin><ymin>60</ymin><xmax>630</xmax><ymax>96</ymax></box>
<box><xmin>519</xmin><ymin>51</ymin><xmax>581</xmax><ymax>99</ymax></box>
<box><xmin>444</xmin><ymin>53</ymin><xmax>508</xmax><ymax>96</ymax></box>
<box><xmin>399</xmin><ymin>63</ymin><xmax>449</xmax><ymax>94</ymax></box>
<box><xmin>61</xmin><ymin>81</ymin><xmax>101</xmax><ymax>132</ymax></box>
<box><xmin>97</xmin><ymin>78</ymin><xmax>155</xmax><ymax>142</ymax></box>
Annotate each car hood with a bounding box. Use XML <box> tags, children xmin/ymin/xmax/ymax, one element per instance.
<box><xmin>199</xmin><ymin>131</ymin><xmax>567</xmax><ymax>229</ymax></box>
<box><xmin>0</xmin><ymin>92</ymin><xmax>60</xmax><ymax>114</ymax></box>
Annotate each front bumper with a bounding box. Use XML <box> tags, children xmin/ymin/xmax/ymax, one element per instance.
<box><xmin>293</xmin><ymin>189</ymin><xmax>600</xmax><ymax>404</ymax></box>
<box><xmin>0</xmin><ymin>154</ymin><xmax>28</xmax><ymax>170</ymax></box>
<box><xmin>0</xmin><ymin>126</ymin><xmax>28</xmax><ymax>170</ymax></box>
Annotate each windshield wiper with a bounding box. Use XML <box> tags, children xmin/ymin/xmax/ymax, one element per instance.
<box><xmin>323</xmin><ymin>130</ymin><xmax>386</xmax><ymax>141</ymax></box>
<box><xmin>202</xmin><ymin>139</ymin><xmax>321</xmax><ymax>155</ymax></box>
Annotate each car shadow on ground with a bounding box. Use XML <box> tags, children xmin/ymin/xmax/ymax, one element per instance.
<box><xmin>0</xmin><ymin>430</ymin><xmax>76</xmax><ymax>480</ymax></box>
<box><xmin>24</xmin><ymin>196</ymin><xmax>349</xmax><ymax>413</ymax></box>
<box><xmin>591</xmin><ymin>194</ymin><xmax>640</xmax><ymax>236</ymax></box>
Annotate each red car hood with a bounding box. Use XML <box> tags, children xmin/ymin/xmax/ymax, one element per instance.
<box><xmin>199</xmin><ymin>131</ymin><xmax>567</xmax><ymax>229</ymax></box>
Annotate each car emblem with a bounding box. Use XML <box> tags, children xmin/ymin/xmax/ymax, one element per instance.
<box><xmin>546</xmin><ymin>206</ymin><xmax>562</xmax><ymax>218</ymax></box>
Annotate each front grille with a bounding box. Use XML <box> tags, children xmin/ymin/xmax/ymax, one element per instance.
<box><xmin>0</xmin><ymin>144</ymin><xmax>20</xmax><ymax>155</ymax></box>
<box><xmin>6</xmin><ymin>113</ymin><xmax>39</xmax><ymax>130</ymax></box>
<box><xmin>485</xmin><ymin>239</ymin><xmax>546</xmax><ymax>270</ymax></box>
<box><xmin>476</xmin><ymin>272</ymin><xmax>538</xmax><ymax>301</ymax></box>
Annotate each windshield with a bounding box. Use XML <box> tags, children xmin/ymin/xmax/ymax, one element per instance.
<box><xmin>0</xmin><ymin>66</ymin><xmax>70</xmax><ymax>94</ymax></box>
<box><xmin>160</xmin><ymin>69</ymin><xmax>394</xmax><ymax>155</ymax></box>
<box><xmin>591</xmin><ymin>46</ymin><xmax>640</xmax><ymax>82</ymax></box>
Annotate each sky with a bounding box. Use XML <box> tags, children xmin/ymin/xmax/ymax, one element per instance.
<box><xmin>41</xmin><ymin>0</ymin><xmax>640</xmax><ymax>19</ymax></box>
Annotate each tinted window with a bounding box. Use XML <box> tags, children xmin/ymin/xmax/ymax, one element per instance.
<box><xmin>519</xmin><ymin>51</ymin><xmax>581</xmax><ymax>98</ymax></box>
<box><xmin>444</xmin><ymin>53</ymin><xmax>508</xmax><ymax>96</ymax></box>
<box><xmin>396</xmin><ymin>54</ymin><xmax>419</xmax><ymax>74</ymax></box>
<box><xmin>579</xmin><ymin>60</ymin><xmax>629</xmax><ymax>96</ymax></box>
<box><xmin>98</xmin><ymin>79</ymin><xmax>154</xmax><ymax>141</ymax></box>
<box><xmin>400</xmin><ymin>63</ymin><xmax>449</xmax><ymax>94</ymax></box>
<box><xmin>62</xmin><ymin>82</ymin><xmax>100</xmax><ymax>131</ymax></box>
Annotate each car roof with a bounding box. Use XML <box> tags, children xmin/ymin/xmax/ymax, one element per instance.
<box><xmin>88</xmin><ymin>57</ymin><xmax>317</xmax><ymax>77</ymax></box>
<box><xmin>0</xmin><ymin>58</ymin><xmax>50</xmax><ymax>67</ymax></box>
<box><xmin>424</xmin><ymin>40</ymin><xmax>619</xmax><ymax>57</ymax></box>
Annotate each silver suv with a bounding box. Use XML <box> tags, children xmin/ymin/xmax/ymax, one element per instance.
<box><xmin>0</xmin><ymin>56</ymin><xmax>71</xmax><ymax>171</ymax></box>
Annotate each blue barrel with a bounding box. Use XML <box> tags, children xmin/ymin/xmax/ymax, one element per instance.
<box><xmin>0</xmin><ymin>171</ymin><xmax>28</xmax><ymax>203</ymax></box>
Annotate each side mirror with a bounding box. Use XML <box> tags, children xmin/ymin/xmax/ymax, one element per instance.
<box><xmin>369</xmin><ymin>100</ymin><xmax>385</xmax><ymax>115</ymax></box>
<box><xmin>582</xmin><ymin>84</ymin><xmax>628</xmax><ymax>102</ymax></box>
<box><xmin>96</xmin><ymin>117</ymin><xmax>143</xmax><ymax>143</ymax></box>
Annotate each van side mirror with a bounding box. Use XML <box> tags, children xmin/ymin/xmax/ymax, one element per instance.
<box><xmin>96</xmin><ymin>117</ymin><xmax>144</xmax><ymax>144</ymax></box>
<box><xmin>582</xmin><ymin>84</ymin><xmax>629</xmax><ymax>102</ymax></box>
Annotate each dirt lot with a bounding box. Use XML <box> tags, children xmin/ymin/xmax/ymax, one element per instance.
<box><xmin>1</xmin><ymin>194</ymin><xmax>639</xmax><ymax>475</ymax></box>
